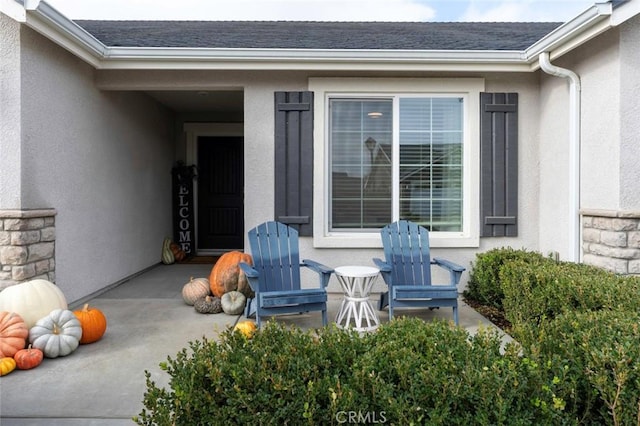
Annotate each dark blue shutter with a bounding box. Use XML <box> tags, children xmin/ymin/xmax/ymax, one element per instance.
<box><xmin>274</xmin><ymin>91</ymin><xmax>314</xmax><ymax>236</ymax></box>
<box><xmin>480</xmin><ymin>93</ymin><xmax>518</xmax><ymax>237</ymax></box>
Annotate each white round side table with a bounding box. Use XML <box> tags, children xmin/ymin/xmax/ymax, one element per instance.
<box><xmin>334</xmin><ymin>265</ymin><xmax>380</xmax><ymax>332</ymax></box>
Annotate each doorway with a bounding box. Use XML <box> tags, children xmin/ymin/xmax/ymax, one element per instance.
<box><xmin>196</xmin><ymin>136</ymin><xmax>244</xmax><ymax>253</ymax></box>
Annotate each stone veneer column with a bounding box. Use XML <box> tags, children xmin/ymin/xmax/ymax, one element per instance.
<box><xmin>0</xmin><ymin>209</ymin><xmax>56</xmax><ymax>289</ymax></box>
<box><xmin>581</xmin><ymin>209</ymin><xmax>640</xmax><ymax>275</ymax></box>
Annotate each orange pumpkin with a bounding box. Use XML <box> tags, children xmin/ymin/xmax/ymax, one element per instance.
<box><xmin>209</xmin><ymin>251</ymin><xmax>254</xmax><ymax>298</ymax></box>
<box><xmin>73</xmin><ymin>304</ymin><xmax>107</xmax><ymax>344</ymax></box>
<box><xmin>170</xmin><ymin>242</ymin><xmax>187</xmax><ymax>262</ymax></box>
<box><xmin>14</xmin><ymin>345</ymin><xmax>43</xmax><ymax>370</ymax></box>
<box><xmin>0</xmin><ymin>311</ymin><xmax>28</xmax><ymax>358</ymax></box>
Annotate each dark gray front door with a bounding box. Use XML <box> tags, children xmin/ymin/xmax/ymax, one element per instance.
<box><xmin>197</xmin><ymin>136</ymin><xmax>244</xmax><ymax>252</ymax></box>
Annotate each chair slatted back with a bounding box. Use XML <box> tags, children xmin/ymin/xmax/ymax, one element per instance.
<box><xmin>380</xmin><ymin>220</ymin><xmax>433</xmax><ymax>286</ymax></box>
<box><xmin>247</xmin><ymin>221</ymin><xmax>302</xmax><ymax>293</ymax></box>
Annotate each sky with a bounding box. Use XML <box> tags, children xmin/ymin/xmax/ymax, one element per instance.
<box><xmin>42</xmin><ymin>0</ymin><xmax>599</xmax><ymax>22</ymax></box>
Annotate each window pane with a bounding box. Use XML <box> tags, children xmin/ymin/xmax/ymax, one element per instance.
<box><xmin>330</xmin><ymin>99</ymin><xmax>392</xmax><ymax>229</ymax></box>
<box><xmin>399</xmin><ymin>97</ymin><xmax>463</xmax><ymax>231</ymax></box>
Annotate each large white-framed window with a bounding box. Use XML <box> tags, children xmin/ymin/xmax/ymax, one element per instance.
<box><xmin>310</xmin><ymin>78</ymin><xmax>483</xmax><ymax>248</ymax></box>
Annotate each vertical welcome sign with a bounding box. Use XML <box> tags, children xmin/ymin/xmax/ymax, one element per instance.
<box><xmin>171</xmin><ymin>162</ymin><xmax>197</xmax><ymax>255</ymax></box>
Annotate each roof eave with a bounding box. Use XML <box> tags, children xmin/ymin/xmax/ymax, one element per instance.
<box><xmin>12</xmin><ymin>0</ymin><xmax>629</xmax><ymax>72</ymax></box>
<box><xmin>525</xmin><ymin>2</ymin><xmax>614</xmax><ymax>69</ymax></box>
<box><xmin>22</xmin><ymin>0</ymin><xmax>106</xmax><ymax>67</ymax></box>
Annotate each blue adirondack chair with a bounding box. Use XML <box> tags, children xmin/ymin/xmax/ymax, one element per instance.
<box><xmin>239</xmin><ymin>221</ymin><xmax>334</xmax><ymax>327</ymax></box>
<box><xmin>373</xmin><ymin>220</ymin><xmax>466</xmax><ymax>325</ymax></box>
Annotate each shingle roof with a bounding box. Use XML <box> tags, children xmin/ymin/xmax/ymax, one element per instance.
<box><xmin>74</xmin><ymin>21</ymin><xmax>561</xmax><ymax>51</ymax></box>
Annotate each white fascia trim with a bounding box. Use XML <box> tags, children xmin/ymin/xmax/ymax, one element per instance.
<box><xmin>610</xmin><ymin>0</ymin><xmax>640</xmax><ymax>26</ymax></box>
<box><xmin>525</xmin><ymin>2</ymin><xmax>613</xmax><ymax>67</ymax></box>
<box><xmin>21</xmin><ymin>0</ymin><xmax>105</xmax><ymax>67</ymax></box>
<box><xmin>0</xmin><ymin>0</ymin><xmax>27</xmax><ymax>22</ymax></box>
<box><xmin>100</xmin><ymin>47</ymin><xmax>528</xmax><ymax>71</ymax></box>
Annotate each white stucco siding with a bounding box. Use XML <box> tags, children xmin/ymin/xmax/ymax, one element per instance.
<box><xmin>619</xmin><ymin>16</ymin><xmax>640</xmax><ymax>210</ymax></box>
<box><xmin>536</xmin><ymin>27</ymin><xmax>622</xmax><ymax>260</ymax></box>
<box><xmin>0</xmin><ymin>14</ymin><xmax>22</xmax><ymax>208</ymax></box>
<box><xmin>538</xmin><ymin>73</ymin><xmax>572</xmax><ymax>258</ymax></box>
<box><xmin>573</xmin><ymin>29</ymin><xmax>621</xmax><ymax>212</ymax></box>
<box><xmin>19</xmin><ymin>28</ymin><xmax>175</xmax><ymax>303</ymax></box>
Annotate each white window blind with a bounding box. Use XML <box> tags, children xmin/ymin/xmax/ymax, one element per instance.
<box><xmin>329</xmin><ymin>96</ymin><xmax>463</xmax><ymax>231</ymax></box>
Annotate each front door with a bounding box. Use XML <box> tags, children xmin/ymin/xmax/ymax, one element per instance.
<box><xmin>197</xmin><ymin>136</ymin><xmax>244</xmax><ymax>253</ymax></box>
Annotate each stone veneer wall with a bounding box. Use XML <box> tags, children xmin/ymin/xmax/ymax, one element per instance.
<box><xmin>581</xmin><ymin>209</ymin><xmax>640</xmax><ymax>275</ymax></box>
<box><xmin>0</xmin><ymin>209</ymin><xmax>56</xmax><ymax>289</ymax></box>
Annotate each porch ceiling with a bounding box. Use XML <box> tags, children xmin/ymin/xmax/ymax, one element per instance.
<box><xmin>145</xmin><ymin>90</ymin><xmax>243</xmax><ymax>113</ymax></box>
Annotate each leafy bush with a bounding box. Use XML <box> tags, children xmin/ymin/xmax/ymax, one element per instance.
<box><xmin>464</xmin><ymin>247</ymin><xmax>547</xmax><ymax>309</ymax></box>
<box><xmin>500</xmin><ymin>259</ymin><xmax>640</xmax><ymax>328</ymax></box>
<box><xmin>490</xmin><ymin>250</ymin><xmax>640</xmax><ymax>426</ymax></box>
<box><xmin>135</xmin><ymin>319</ymin><xmax>569</xmax><ymax>425</ymax></box>
<box><xmin>519</xmin><ymin>310</ymin><xmax>640</xmax><ymax>425</ymax></box>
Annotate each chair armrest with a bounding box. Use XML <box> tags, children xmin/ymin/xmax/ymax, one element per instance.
<box><xmin>432</xmin><ymin>257</ymin><xmax>466</xmax><ymax>286</ymax></box>
<box><xmin>372</xmin><ymin>258</ymin><xmax>392</xmax><ymax>273</ymax></box>
<box><xmin>373</xmin><ymin>258</ymin><xmax>393</xmax><ymax>286</ymax></box>
<box><xmin>239</xmin><ymin>261</ymin><xmax>260</xmax><ymax>292</ymax></box>
<box><xmin>301</xmin><ymin>259</ymin><xmax>334</xmax><ymax>288</ymax></box>
<box><xmin>433</xmin><ymin>257</ymin><xmax>465</xmax><ymax>272</ymax></box>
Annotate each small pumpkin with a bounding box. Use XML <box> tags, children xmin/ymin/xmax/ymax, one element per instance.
<box><xmin>0</xmin><ymin>357</ymin><xmax>16</xmax><ymax>376</ymax></box>
<box><xmin>221</xmin><ymin>291</ymin><xmax>246</xmax><ymax>315</ymax></box>
<box><xmin>29</xmin><ymin>309</ymin><xmax>83</xmax><ymax>358</ymax></box>
<box><xmin>182</xmin><ymin>277</ymin><xmax>210</xmax><ymax>305</ymax></box>
<box><xmin>0</xmin><ymin>279</ymin><xmax>68</xmax><ymax>329</ymax></box>
<box><xmin>170</xmin><ymin>242</ymin><xmax>187</xmax><ymax>262</ymax></box>
<box><xmin>209</xmin><ymin>251</ymin><xmax>254</xmax><ymax>298</ymax></box>
<box><xmin>14</xmin><ymin>345</ymin><xmax>43</xmax><ymax>370</ymax></box>
<box><xmin>161</xmin><ymin>237</ymin><xmax>175</xmax><ymax>265</ymax></box>
<box><xmin>234</xmin><ymin>320</ymin><xmax>257</xmax><ymax>338</ymax></box>
<box><xmin>0</xmin><ymin>311</ymin><xmax>28</xmax><ymax>358</ymax></box>
<box><xmin>194</xmin><ymin>296</ymin><xmax>222</xmax><ymax>314</ymax></box>
<box><xmin>73</xmin><ymin>304</ymin><xmax>107</xmax><ymax>344</ymax></box>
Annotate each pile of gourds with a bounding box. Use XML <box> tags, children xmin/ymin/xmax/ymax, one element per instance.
<box><xmin>0</xmin><ymin>279</ymin><xmax>107</xmax><ymax>376</ymax></box>
<box><xmin>161</xmin><ymin>238</ymin><xmax>187</xmax><ymax>265</ymax></box>
<box><xmin>182</xmin><ymin>251</ymin><xmax>254</xmax><ymax>317</ymax></box>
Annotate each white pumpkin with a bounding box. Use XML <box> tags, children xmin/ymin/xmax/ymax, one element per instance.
<box><xmin>0</xmin><ymin>279</ymin><xmax>68</xmax><ymax>329</ymax></box>
<box><xmin>221</xmin><ymin>291</ymin><xmax>246</xmax><ymax>315</ymax></box>
<box><xmin>181</xmin><ymin>277</ymin><xmax>210</xmax><ymax>306</ymax></box>
<box><xmin>29</xmin><ymin>309</ymin><xmax>82</xmax><ymax>358</ymax></box>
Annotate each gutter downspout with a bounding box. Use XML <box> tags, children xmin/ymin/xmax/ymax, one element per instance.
<box><xmin>538</xmin><ymin>52</ymin><xmax>581</xmax><ymax>262</ymax></box>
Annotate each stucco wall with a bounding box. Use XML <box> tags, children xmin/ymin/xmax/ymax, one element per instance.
<box><xmin>619</xmin><ymin>15</ymin><xmax>640</xmax><ymax>210</ymax></box>
<box><xmin>0</xmin><ymin>13</ymin><xmax>22</xmax><ymax>208</ymax></box>
<box><xmin>96</xmin><ymin>68</ymin><xmax>544</xmax><ymax>293</ymax></box>
<box><xmin>573</xmin><ymin>28</ymin><xmax>621</xmax><ymax>212</ymax></box>
<box><xmin>242</xmin><ymin>72</ymin><xmax>543</xmax><ymax>293</ymax></box>
<box><xmin>536</xmin><ymin>27</ymin><xmax>622</xmax><ymax>261</ymax></box>
<box><xmin>538</xmin><ymin>71</ymin><xmax>572</xmax><ymax>259</ymax></box>
<box><xmin>18</xmin><ymin>27</ymin><xmax>175</xmax><ymax>303</ymax></box>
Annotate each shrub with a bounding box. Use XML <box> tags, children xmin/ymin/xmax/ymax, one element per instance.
<box><xmin>520</xmin><ymin>310</ymin><xmax>640</xmax><ymax>425</ymax></box>
<box><xmin>135</xmin><ymin>319</ymin><xmax>570</xmax><ymax>425</ymax></box>
<box><xmin>464</xmin><ymin>247</ymin><xmax>547</xmax><ymax>309</ymax></box>
<box><xmin>500</xmin><ymin>259</ymin><xmax>640</xmax><ymax>329</ymax></box>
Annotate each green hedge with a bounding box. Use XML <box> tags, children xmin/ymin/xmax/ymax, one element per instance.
<box><xmin>135</xmin><ymin>319</ymin><xmax>568</xmax><ymax>425</ymax></box>
<box><xmin>464</xmin><ymin>247</ymin><xmax>546</xmax><ymax>309</ymax></box>
<box><xmin>465</xmin><ymin>247</ymin><xmax>640</xmax><ymax>425</ymax></box>
<box><xmin>517</xmin><ymin>309</ymin><xmax>640</xmax><ymax>425</ymax></box>
<box><xmin>499</xmin><ymin>259</ymin><xmax>640</xmax><ymax>330</ymax></box>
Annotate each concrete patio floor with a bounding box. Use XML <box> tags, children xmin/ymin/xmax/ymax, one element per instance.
<box><xmin>0</xmin><ymin>263</ymin><xmax>513</xmax><ymax>425</ymax></box>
